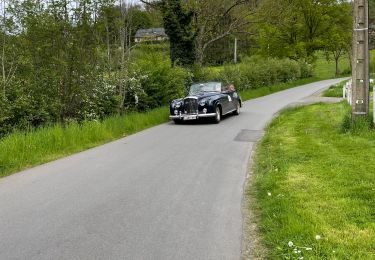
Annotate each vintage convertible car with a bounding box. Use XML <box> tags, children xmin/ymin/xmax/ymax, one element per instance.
<box><xmin>169</xmin><ymin>81</ymin><xmax>242</xmax><ymax>124</ymax></box>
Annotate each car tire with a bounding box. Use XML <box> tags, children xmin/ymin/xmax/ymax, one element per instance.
<box><xmin>213</xmin><ymin>106</ymin><xmax>221</xmax><ymax>124</ymax></box>
<box><xmin>233</xmin><ymin>102</ymin><xmax>240</xmax><ymax>115</ymax></box>
<box><xmin>173</xmin><ymin>119</ymin><xmax>183</xmax><ymax>124</ymax></box>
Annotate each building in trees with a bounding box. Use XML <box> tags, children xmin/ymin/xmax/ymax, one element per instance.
<box><xmin>134</xmin><ymin>28</ymin><xmax>168</xmax><ymax>43</ymax></box>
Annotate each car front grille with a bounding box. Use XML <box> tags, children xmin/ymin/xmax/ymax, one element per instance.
<box><xmin>184</xmin><ymin>98</ymin><xmax>198</xmax><ymax>114</ymax></box>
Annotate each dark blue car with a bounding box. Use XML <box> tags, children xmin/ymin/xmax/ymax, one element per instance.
<box><xmin>169</xmin><ymin>82</ymin><xmax>242</xmax><ymax>124</ymax></box>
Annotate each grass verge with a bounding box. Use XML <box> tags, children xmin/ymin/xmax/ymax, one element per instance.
<box><xmin>247</xmin><ymin>102</ymin><xmax>375</xmax><ymax>259</ymax></box>
<box><xmin>1</xmin><ymin>77</ymin><xmax>332</xmax><ymax>178</ymax></box>
<box><xmin>240</xmin><ymin>78</ymin><xmax>322</xmax><ymax>101</ymax></box>
<box><xmin>0</xmin><ymin>52</ymin><xmax>348</xmax><ymax>178</ymax></box>
<box><xmin>0</xmin><ymin>107</ymin><xmax>169</xmax><ymax>178</ymax></box>
<box><xmin>322</xmin><ymin>80</ymin><xmax>347</xmax><ymax>98</ymax></box>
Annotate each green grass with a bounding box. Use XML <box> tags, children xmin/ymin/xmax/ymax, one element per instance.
<box><xmin>0</xmin><ymin>51</ymin><xmax>344</xmax><ymax>178</ymax></box>
<box><xmin>314</xmin><ymin>52</ymin><xmax>351</xmax><ymax>79</ymax></box>
<box><xmin>0</xmin><ymin>107</ymin><xmax>169</xmax><ymax>178</ymax></box>
<box><xmin>0</xmin><ymin>77</ymin><xmax>327</xmax><ymax>178</ymax></box>
<box><xmin>247</xmin><ymin>102</ymin><xmax>375</xmax><ymax>259</ymax></box>
<box><xmin>322</xmin><ymin>80</ymin><xmax>348</xmax><ymax>98</ymax></box>
<box><xmin>240</xmin><ymin>78</ymin><xmax>322</xmax><ymax>101</ymax></box>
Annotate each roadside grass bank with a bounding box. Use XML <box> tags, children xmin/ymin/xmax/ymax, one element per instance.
<box><xmin>322</xmin><ymin>80</ymin><xmax>347</xmax><ymax>98</ymax></box>
<box><xmin>240</xmin><ymin>78</ymin><xmax>321</xmax><ymax>101</ymax></box>
<box><xmin>0</xmin><ymin>52</ymin><xmax>348</xmax><ymax>178</ymax></box>
<box><xmin>0</xmin><ymin>76</ymin><xmax>338</xmax><ymax>178</ymax></box>
<box><xmin>322</xmin><ymin>80</ymin><xmax>374</xmax><ymax>98</ymax></box>
<box><xmin>0</xmin><ymin>107</ymin><xmax>169</xmax><ymax>178</ymax></box>
<box><xmin>247</xmin><ymin>102</ymin><xmax>375</xmax><ymax>259</ymax></box>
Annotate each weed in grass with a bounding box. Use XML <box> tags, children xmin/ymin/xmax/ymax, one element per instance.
<box><xmin>340</xmin><ymin>105</ymin><xmax>374</xmax><ymax>134</ymax></box>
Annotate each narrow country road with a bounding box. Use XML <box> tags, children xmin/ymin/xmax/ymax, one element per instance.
<box><xmin>0</xmin><ymin>79</ymin><xmax>344</xmax><ymax>260</ymax></box>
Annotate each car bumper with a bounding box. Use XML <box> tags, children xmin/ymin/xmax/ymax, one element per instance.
<box><xmin>169</xmin><ymin>113</ymin><xmax>216</xmax><ymax>120</ymax></box>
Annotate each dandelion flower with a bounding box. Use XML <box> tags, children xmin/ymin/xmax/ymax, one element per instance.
<box><xmin>288</xmin><ymin>241</ymin><xmax>294</xmax><ymax>247</ymax></box>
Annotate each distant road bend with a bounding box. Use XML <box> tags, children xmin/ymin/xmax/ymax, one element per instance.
<box><xmin>0</xmin><ymin>79</ymin><xmax>344</xmax><ymax>260</ymax></box>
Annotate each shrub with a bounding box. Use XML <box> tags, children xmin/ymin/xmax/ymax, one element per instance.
<box><xmin>217</xmin><ymin>56</ymin><xmax>312</xmax><ymax>91</ymax></box>
<box><xmin>126</xmin><ymin>51</ymin><xmax>192</xmax><ymax>111</ymax></box>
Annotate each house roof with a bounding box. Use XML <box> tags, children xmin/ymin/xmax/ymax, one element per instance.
<box><xmin>135</xmin><ymin>28</ymin><xmax>167</xmax><ymax>38</ymax></box>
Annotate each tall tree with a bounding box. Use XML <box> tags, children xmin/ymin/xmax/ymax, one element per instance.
<box><xmin>256</xmin><ymin>0</ymin><xmax>351</xmax><ymax>61</ymax></box>
<box><xmin>190</xmin><ymin>0</ymin><xmax>255</xmax><ymax>65</ymax></box>
<box><xmin>141</xmin><ymin>0</ymin><xmax>255</xmax><ymax>65</ymax></box>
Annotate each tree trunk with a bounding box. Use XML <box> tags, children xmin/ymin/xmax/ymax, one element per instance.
<box><xmin>335</xmin><ymin>56</ymin><xmax>340</xmax><ymax>77</ymax></box>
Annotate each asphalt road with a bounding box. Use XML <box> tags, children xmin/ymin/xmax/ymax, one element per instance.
<box><xmin>0</xmin><ymin>79</ymin><xmax>345</xmax><ymax>260</ymax></box>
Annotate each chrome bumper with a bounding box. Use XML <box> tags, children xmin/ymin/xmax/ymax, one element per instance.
<box><xmin>169</xmin><ymin>113</ymin><xmax>216</xmax><ymax>120</ymax></box>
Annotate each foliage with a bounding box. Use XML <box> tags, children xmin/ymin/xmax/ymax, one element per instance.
<box><xmin>126</xmin><ymin>50</ymin><xmax>192</xmax><ymax>110</ymax></box>
<box><xmin>248</xmin><ymin>102</ymin><xmax>375</xmax><ymax>259</ymax></box>
<box><xmin>256</xmin><ymin>0</ymin><xmax>352</xmax><ymax>63</ymax></box>
<box><xmin>217</xmin><ymin>56</ymin><xmax>313</xmax><ymax>91</ymax></box>
<box><xmin>158</xmin><ymin>0</ymin><xmax>196</xmax><ymax>66</ymax></box>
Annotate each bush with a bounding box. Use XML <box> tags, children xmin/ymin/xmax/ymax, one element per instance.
<box><xmin>125</xmin><ymin>52</ymin><xmax>192</xmax><ymax>111</ymax></box>
<box><xmin>217</xmin><ymin>56</ymin><xmax>313</xmax><ymax>91</ymax></box>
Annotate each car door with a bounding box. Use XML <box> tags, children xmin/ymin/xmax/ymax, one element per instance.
<box><xmin>224</xmin><ymin>84</ymin><xmax>237</xmax><ymax>112</ymax></box>
<box><xmin>219</xmin><ymin>83</ymin><xmax>231</xmax><ymax>114</ymax></box>
<box><xmin>227</xmin><ymin>91</ymin><xmax>237</xmax><ymax>111</ymax></box>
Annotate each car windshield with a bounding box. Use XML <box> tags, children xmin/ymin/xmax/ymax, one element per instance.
<box><xmin>189</xmin><ymin>82</ymin><xmax>221</xmax><ymax>95</ymax></box>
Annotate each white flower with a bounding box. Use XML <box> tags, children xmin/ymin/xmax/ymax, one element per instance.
<box><xmin>305</xmin><ymin>247</ymin><xmax>312</xmax><ymax>251</ymax></box>
<box><xmin>315</xmin><ymin>235</ymin><xmax>321</xmax><ymax>240</ymax></box>
<box><xmin>298</xmin><ymin>257</ymin><xmax>304</xmax><ymax>260</ymax></box>
<box><xmin>288</xmin><ymin>241</ymin><xmax>294</xmax><ymax>247</ymax></box>
<box><xmin>267</xmin><ymin>192</ymin><xmax>272</xmax><ymax>196</ymax></box>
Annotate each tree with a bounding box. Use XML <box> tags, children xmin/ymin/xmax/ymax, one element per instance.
<box><xmin>139</xmin><ymin>0</ymin><xmax>196</xmax><ymax>66</ymax></box>
<box><xmin>323</xmin><ymin>2</ymin><xmax>352</xmax><ymax>76</ymax></box>
<box><xmin>190</xmin><ymin>0</ymin><xmax>255</xmax><ymax>65</ymax></box>
<box><xmin>141</xmin><ymin>0</ymin><xmax>256</xmax><ymax>66</ymax></box>
<box><xmin>256</xmin><ymin>0</ymin><xmax>349</xmax><ymax>61</ymax></box>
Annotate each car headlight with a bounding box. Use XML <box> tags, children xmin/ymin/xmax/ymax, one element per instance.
<box><xmin>172</xmin><ymin>101</ymin><xmax>182</xmax><ymax>108</ymax></box>
<box><xmin>199</xmin><ymin>99</ymin><xmax>207</xmax><ymax>106</ymax></box>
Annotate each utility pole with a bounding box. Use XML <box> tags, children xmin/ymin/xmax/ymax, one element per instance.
<box><xmin>352</xmin><ymin>0</ymin><xmax>370</xmax><ymax>118</ymax></box>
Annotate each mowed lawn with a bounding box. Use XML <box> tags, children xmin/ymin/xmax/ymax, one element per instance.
<box><xmin>248</xmin><ymin>102</ymin><xmax>375</xmax><ymax>259</ymax></box>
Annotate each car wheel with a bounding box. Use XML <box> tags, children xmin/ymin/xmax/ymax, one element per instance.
<box><xmin>213</xmin><ymin>106</ymin><xmax>221</xmax><ymax>124</ymax></box>
<box><xmin>173</xmin><ymin>119</ymin><xmax>182</xmax><ymax>124</ymax></box>
<box><xmin>233</xmin><ymin>102</ymin><xmax>240</xmax><ymax>115</ymax></box>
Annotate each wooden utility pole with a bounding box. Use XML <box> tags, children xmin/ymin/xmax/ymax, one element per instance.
<box><xmin>352</xmin><ymin>0</ymin><xmax>370</xmax><ymax>118</ymax></box>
